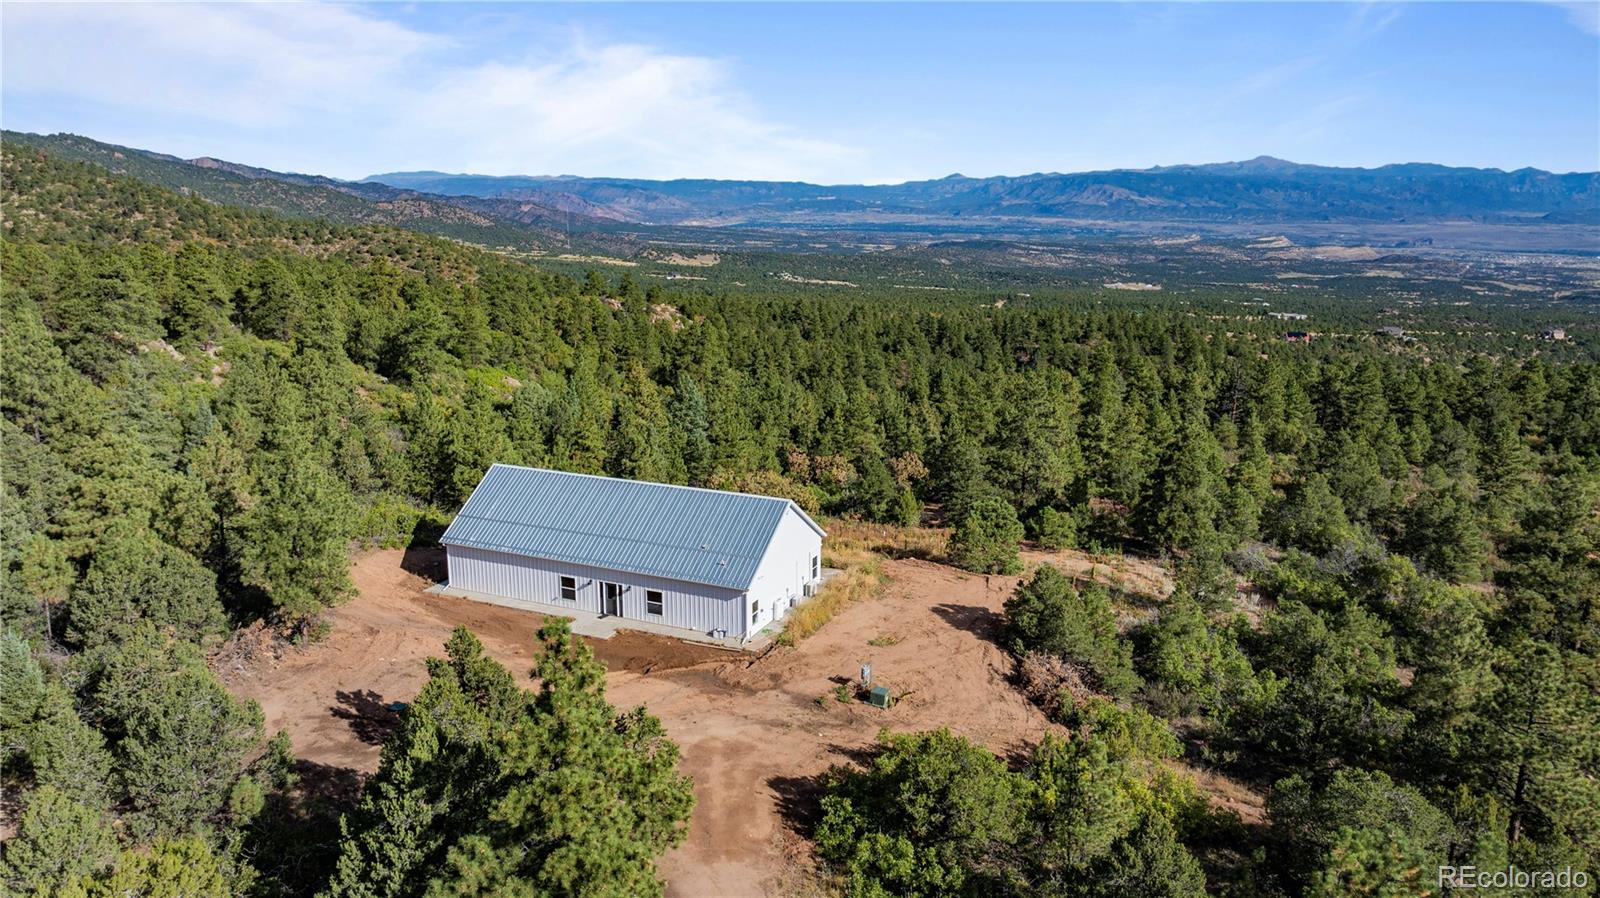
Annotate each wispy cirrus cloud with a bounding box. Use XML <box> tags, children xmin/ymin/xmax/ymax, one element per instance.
<box><xmin>1541</xmin><ymin>0</ymin><xmax>1600</xmax><ymax>35</ymax></box>
<box><xmin>0</xmin><ymin>1</ymin><xmax>859</xmax><ymax>180</ymax></box>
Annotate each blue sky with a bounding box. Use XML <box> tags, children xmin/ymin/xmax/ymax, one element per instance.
<box><xmin>3</xmin><ymin>2</ymin><xmax>1596</xmax><ymax>182</ymax></box>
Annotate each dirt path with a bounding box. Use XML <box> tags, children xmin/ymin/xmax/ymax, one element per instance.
<box><xmin>224</xmin><ymin>548</ymin><xmax>1058</xmax><ymax>897</ymax></box>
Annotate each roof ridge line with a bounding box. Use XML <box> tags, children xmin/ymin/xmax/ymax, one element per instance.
<box><xmin>487</xmin><ymin>463</ymin><xmax>790</xmax><ymax>505</ymax></box>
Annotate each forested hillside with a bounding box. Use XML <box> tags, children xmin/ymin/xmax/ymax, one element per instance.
<box><xmin>0</xmin><ymin>131</ymin><xmax>592</xmax><ymax>252</ymax></box>
<box><xmin>2</xmin><ymin>138</ymin><xmax>1598</xmax><ymax>897</ymax></box>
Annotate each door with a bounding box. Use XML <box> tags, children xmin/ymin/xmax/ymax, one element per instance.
<box><xmin>600</xmin><ymin>582</ymin><xmax>623</xmax><ymax>617</ymax></box>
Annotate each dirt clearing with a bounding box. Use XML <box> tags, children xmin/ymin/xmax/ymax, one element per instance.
<box><xmin>222</xmin><ymin>547</ymin><xmax>1127</xmax><ymax>896</ymax></box>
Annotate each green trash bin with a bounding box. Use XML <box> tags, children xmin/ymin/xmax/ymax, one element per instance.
<box><xmin>867</xmin><ymin>686</ymin><xmax>892</xmax><ymax>709</ymax></box>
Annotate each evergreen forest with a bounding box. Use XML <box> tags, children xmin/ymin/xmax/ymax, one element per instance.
<box><xmin>2</xmin><ymin>139</ymin><xmax>1597</xmax><ymax>897</ymax></box>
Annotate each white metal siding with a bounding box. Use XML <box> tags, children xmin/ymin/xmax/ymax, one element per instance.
<box><xmin>746</xmin><ymin>505</ymin><xmax>825</xmax><ymax>633</ymax></box>
<box><xmin>446</xmin><ymin>545</ymin><xmax>746</xmax><ymax>637</ymax></box>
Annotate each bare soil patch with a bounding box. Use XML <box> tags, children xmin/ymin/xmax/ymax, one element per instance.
<box><xmin>223</xmin><ymin>546</ymin><xmax>1169</xmax><ymax>896</ymax></box>
<box><xmin>1019</xmin><ymin>545</ymin><xmax>1174</xmax><ymax>599</ymax></box>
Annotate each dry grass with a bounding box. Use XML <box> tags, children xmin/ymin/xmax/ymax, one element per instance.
<box><xmin>1178</xmin><ymin>761</ymin><xmax>1268</xmax><ymax>826</ymax></box>
<box><xmin>822</xmin><ymin>519</ymin><xmax>950</xmax><ymax>560</ymax></box>
<box><xmin>779</xmin><ymin>556</ymin><xmax>885</xmax><ymax>645</ymax></box>
<box><xmin>776</xmin><ymin>519</ymin><xmax>913</xmax><ymax>644</ymax></box>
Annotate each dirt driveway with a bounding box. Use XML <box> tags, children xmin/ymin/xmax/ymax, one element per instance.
<box><xmin>224</xmin><ymin>547</ymin><xmax>1060</xmax><ymax>897</ymax></box>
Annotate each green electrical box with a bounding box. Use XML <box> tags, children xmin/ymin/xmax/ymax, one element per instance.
<box><xmin>867</xmin><ymin>686</ymin><xmax>892</xmax><ymax>709</ymax></box>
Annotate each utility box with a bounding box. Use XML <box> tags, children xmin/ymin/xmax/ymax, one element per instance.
<box><xmin>867</xmin><ymin>686</ymin><xmax>892</xmax><ymax>709</ymax></box>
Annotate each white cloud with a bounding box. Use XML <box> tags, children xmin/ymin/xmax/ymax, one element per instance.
<box><xmin>2</xmin><ymin>2</ymin><xmax>439</xmax><ymax>127</ymax></box>
<box><xmin>1545</xmin><ymin>0</ymin><xmax>1600</xmax><ymax>35</ymax></box>
<box><xmin>0</xmin><ymin>1</ymin><xmax>860</xmax><ymax>180</ymax></box>
<box><xmin>1345</xmin><ymin>2</ymin><xmax>1403</xmax><ymax>39</ymax></box>
<box><xmin>406</xmin><ymin>42</ymin><xmax>857</xmax><ymax>179</ymax></box>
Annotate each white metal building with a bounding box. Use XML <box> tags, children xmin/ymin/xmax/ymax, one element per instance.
<box><xmin>441</xmin><ymin>465</ymin><xmax>825</xmax><ymax>641</ymax></box>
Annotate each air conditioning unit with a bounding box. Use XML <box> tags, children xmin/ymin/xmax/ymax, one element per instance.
<box><xmin>803</xmin><ymin>582</ymin><xmax>816</xmax><ymax>598</ymax></box>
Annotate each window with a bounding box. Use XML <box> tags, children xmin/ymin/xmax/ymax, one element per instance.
<box><xmin>751</xmin><ymin>599</ymin><xmax>761</xmax><ymax>625</ymax></box>
<box><xmin>559</xmin><ymin>576</ymin><xmax>577</xmax><ymax>602</ymax></box>
<box><xmin>646</xmin><ymin>590</ymin><xmax>663</xmax><ymax>616</ymax></box>
<box><xmin>811</xmin><ymin>555</ymin><xmax>820</xmax><ymax>579</ymax></box>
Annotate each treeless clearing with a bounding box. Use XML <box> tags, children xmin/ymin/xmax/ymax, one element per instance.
<box><xmin>824</xmin><ymin>517</ymin><xmax>1175</xmax><ymax>600</ymax></box>
<box><xmin>221</xmin><ymin>543</ymin><xmax>1218</xmax><ymax>897</ymax></box>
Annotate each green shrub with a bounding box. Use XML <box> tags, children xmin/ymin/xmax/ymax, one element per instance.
<box><xmin>353</xmin><ymin>494</ymin><xmax>449</xmax><ymax>549</ymax></box>
<box><xmin>1032</xmin><ymin>506</ymin><xmax>1077</xmax><ymax>551</ymax></box>
<box><xmin>1005</xmin><ymin>565</ymin><xmax>1140</xmax><ymax>698</ymax></box>
<box><xmin>894</xmin><ymin>489</ymin><xmax>923</xmax><ymax>527</ymax></box>
<box><xmin>948</xmin><ymin>496</ymin><xmax>1024</xmax><ymax>574</ymax></box>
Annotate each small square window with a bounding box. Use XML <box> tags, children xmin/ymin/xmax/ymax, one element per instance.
<box><xmin>646</xmin><ymin>590</ymin><xmax>664</xmax><ymax>616</ymax></box>
<box><xmin>559</xmin><ymin>576</ymin><xmax>577</xmax><ymax>602</ymax></box>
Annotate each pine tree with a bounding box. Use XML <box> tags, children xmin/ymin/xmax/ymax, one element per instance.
<box><xmin>387</xmin><ymin>284</ymin><xmax>448</xmax><ymax>384</ymax></box>
<box><xmin>322</xmin><ymin>628</ymin><xmax>521</xmax><ymax>898</ymax></box>
<box><xmin>814</xmin><ymin>728</ymin><xmax>1023</xmax><ymax>898</ymax></box>
<box><xmin>1224</xmin><ymin>415</ymin><xmax>1274</xmax><ymax>541</ymax></box>
<box><xmin>67</xmin><ymin>521</ymin><xmax>225</xmax><ymax>647</ymax></box>
<box><xmin>185</xmin><ymin>425</ymin><xmax>256</xmax><ymax>581</ymax></box>
<box><xmin>237</xmin><ymin>256</ymin><xmax>307</xmax><ymax>344</ymax></box>
<box><xmin>1005</xmin><ymin>565</ymin><xmax>1139</xmax><ymax>698</ymax></box>
<box><xmin>167</xmin><ymin>242</ymin><xmax>231</xmax><ymax>343</ymax></box>
<box><xmin>1146</xmin><ymin>416</ymin><xmax>1225</xmax><ymax>550</ymax></box>
<box><xmin>325</xmin><ymin>624</ymin><xmax>693</xmax><ymax>898</ymax></box>
<box><xmin>1085</xmin><ymin>817</ymin><xmax>1208</xmax><ymax>898</ymax></box>
<box><xmin>238</xmin><ymin>426</ymin><xmax>355</xmax><ymax>627</ymax></box>
<box><xmin>1396</xmin><ymin>579</ymin><xmax>1497</xmax><ymax>785</ymax></box>
<box><xmin>1305</xmin><ymin>825</ymin><xmax>1436</xmax><ymax>898</ymax></box>
<box><xmin>446</xmin><ymin>287</ymin><xmax>492</xmax><ymax>369</ymax></box>
<box><xmin>930</xmin><ymin>432</ymin><xmax>991</xmax><ymax>520</ymax></box>
<box><xmin>1496</xmin><ymin>452</ymin><xmax>1600</xmax><ymax>652</ymax></box>
<box><xmin>948</xmin><ymin>495</ymin><xmax>1024</xmax><ymax>574</ymax></box>
<box><xmin>1239</xmin><ymin>601</ymin><xmax>1411</xmax><ymax>770</ymax></box>
<box><xmin>1026</xmin><ymin>733</ymin><xmax>1138</xmax><ymax>870</ymax></box>
<box><xmin>0</xmin><ymin>629</ymin><xmax>114</xmax><ymax>806</ymax></box>
<box><xmin>608</xmin><ymin>362</ymin><xmax>678</xmax><ymax>484</ymax></box>
<box><xmin>437</xmin><ymin>621</ymin><xmax>695</xmax><ymax>897</ymax></box>
<box><xmin>1400</xmin><ymin>465</ymin><xmax>1487</xmax><ymax>584</ymax></box>
<box><xmin>1032</xmin><ymin>506</ymin><xmax>1076</xmax><ymax>550</ymax></box>
<box><xmin>13</xmin><ymin>534</ymin><xmax>72</xmax><ymax>643</ymax></box>
<box><xmin>445</xmin><ymin>384</ymin><xmax>514</xmax><ymax>507</ymax></box>
<box><xmin>668</xmin><ymin>371</ymin><xmax>713</xmax><ymax>485</ymax></box>
<box><xmin>58</xmin><ymin>837</ymin><xmax>237</xmax><ymax>898</ymax></box>
<box><xmin>547</xmin><ymin>360</ymin><xmax>611</xmax><ymax>475</ymax></box>
<box><xmin>1273</xmin><ymin>473</ymin><xmax>1355</xmax><ymax>555</ymax></box>
<box><xmin>990</xmin><ymin>370</ymin><xmax>1081</xmax><ymax>512</ymax></box>
<box><xmin>1268</xmin><ymin>768</ymin><xmax>1450</xmax><ymax>891</ymax></box>
<box><xmin>504</xmin><ymin>380</ymin><xmax>552</xmax><ymax>468</ymax></box>
<box><xmin>0</xmin><ymin>786</ymin><xmax>118</xmax><ymax>898</ymax></box>
<box><xmin>88</xmin><ymin>623</ymin><xmax>267</xmax><ymax>841</ymax></box>
<box><xmin>1468</xmin><ymin>640</ymin><xmax>1600</xmax><ymax>854</ymax></box>
<box><xmin>1082</xmin><ymin>349</ymin><xmax>1127</xmax><ymax>500</ymax></box>
<box><xmin>1141</xmin><ymin>595</ymin><xmax>1259</xmax><ymax>721</ymax></box>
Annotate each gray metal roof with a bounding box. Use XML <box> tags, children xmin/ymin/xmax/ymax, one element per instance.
<box><xmin>440</xmin><ymin>465</ymin><xmax>824</xmax><ymax>590</ymax></box>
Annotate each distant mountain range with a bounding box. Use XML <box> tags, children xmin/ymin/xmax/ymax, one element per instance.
<box><xmin>365</xmin><ymin>156</ymin><xmax>1600</xmax><ymax>226</ymax></box>
<box><xmin>5</xmin><ymin>131</ymin><xmax>1596</xmax><ymax>259</ymax></box>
